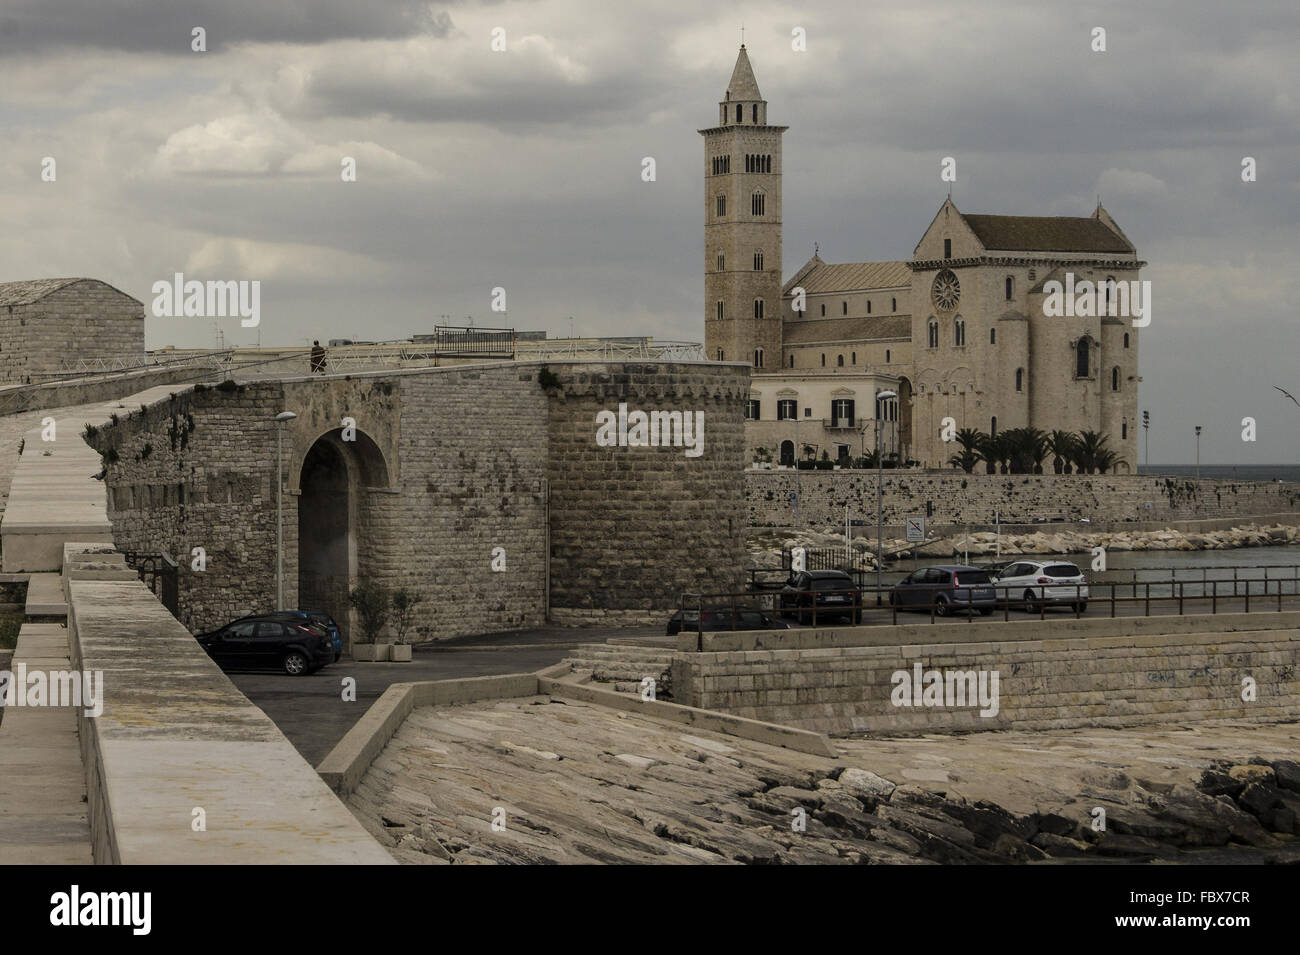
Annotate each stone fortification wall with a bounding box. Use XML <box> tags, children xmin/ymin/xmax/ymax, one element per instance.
<box><xmin>746</xmin><ymin>469</ymin><xmax>1300</xmax><ymax>528</ymax></box>
<box><xmin>672</xmin><ymin>614</ymin><xmax>1300</xmax><ymax>735</ymax></box>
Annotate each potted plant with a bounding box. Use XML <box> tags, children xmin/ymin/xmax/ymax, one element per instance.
<box><xmin>348</xmin><ymin>581</ymin><xmax>391</xmax><ymax>661</ymax></box>
<box><xmin>388</xmin><ymin>587</ymin><xmax>423</xmax><ymax>662</ymax></box>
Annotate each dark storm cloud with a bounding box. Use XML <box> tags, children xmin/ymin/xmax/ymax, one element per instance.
<box><xmin>0</xmin><ymin>0</ymin><xmax>455</xmax><ymax>54</ymax></box>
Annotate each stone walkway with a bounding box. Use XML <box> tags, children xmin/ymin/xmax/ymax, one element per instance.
<box><xmin>0</xmin><ymin>622</ymin><xmax>93</xmax><ymax>864</ymax></box>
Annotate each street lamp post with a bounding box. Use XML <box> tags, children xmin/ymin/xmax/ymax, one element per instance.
<box><xmin>274</xmin><ymin>411</ymin><xmax>298</xmax><ymax>610</ymax></box>
<box><xmin>874</xmin><ymin>390</ymin><xmax>897</xmax><ymax>605</ymax></box>
<box><xmin>1194</xmin><ymin>425</ymin><xmax>1202</xmax><ymax>482</ymax></box>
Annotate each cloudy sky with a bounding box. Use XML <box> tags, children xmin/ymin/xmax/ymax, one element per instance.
<box><xmin>1</xmin><ymin>0</ymin><xmax>1297</xmax><ymax>464</ymax></box>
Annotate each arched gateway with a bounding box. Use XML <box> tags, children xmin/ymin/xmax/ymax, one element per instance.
<box><xmin>297</xmin><ymin>428</ymin><xmax>390</xmax><ymax>648</ymax></box>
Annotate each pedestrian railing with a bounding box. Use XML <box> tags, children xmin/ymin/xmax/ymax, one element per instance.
<box><xmin>678</xmin><ymin>571</ymin><xmax>1300</xmax><ymax>643</ymax></box>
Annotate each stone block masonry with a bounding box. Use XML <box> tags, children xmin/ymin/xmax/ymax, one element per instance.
<box><xmin>91</xmin><ymin>360</ymin><xmax>748</xmax><ymax>642</ymax></box>
<box><xmin>672</xmin><ymin>618</ymin><xmax>1300</xmax><ymax>735</ymax></box>
<box><xmin>746</xmin><ymin>469</ymin><xmax>1300</xmax><ymax>528</ymax></box>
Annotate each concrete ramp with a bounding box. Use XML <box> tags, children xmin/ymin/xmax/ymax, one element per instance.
<box><xmin>1</xmin><ymin>386</ymin><xmax>180</xmax><ymax>573</ymax></box>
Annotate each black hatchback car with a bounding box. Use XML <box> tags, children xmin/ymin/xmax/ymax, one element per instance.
<box><xmin>666</xmin><ymin>607</ymin><xmax>791</xmax><ymax>635</ymax></box>
<box><xmin>889</xmin><ymin>565</ymin><xmax>998</xmax><ymax>616</ymax></box>
<box><xmin>779</xmin><ymin>570</ymin><xmax>863</xmax><ymax>624</ymax></box>
<box><xmin>196</xmin><ymin>614</ymin><xmax>334</xmax><ymax>675</ymax></box>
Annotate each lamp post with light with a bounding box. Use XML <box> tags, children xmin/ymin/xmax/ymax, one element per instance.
<box><xmin>274</xmin><ymin>410</ymin><xmax>297</xmax><ymax>610</ymax></box>
<box><xmin>874</xmin><ymin>390</ymin><xmax>897</xmax><ymax>605</ymax></box>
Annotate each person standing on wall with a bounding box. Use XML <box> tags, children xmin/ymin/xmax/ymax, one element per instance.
<box><xmin>310</xmin><ymin>340</ymin><xmax>327</xmax><ymax>374</ymax></box>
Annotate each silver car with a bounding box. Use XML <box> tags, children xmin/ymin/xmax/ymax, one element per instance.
<box><xmin>992</xmin><ymin>560</ymin><xmax>1089</xmax><ymax>612</ymax></box>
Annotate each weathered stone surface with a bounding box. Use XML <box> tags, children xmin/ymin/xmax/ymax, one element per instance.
<box><xmin>1031</xmin><ymin>832</ymin><xmax>1093</xmax><ymax>857</ymax></box>
<box><xmin>1096</xmin><ymin>832</ymin><xmax>1166</xmax><ymax>859</ymax></box>
<box><xmin>1147</xmin><ymin>785</ymin><xmax>1281</xmax><ymax>848</ymax></box>
<box><xmin>1227</xmin><ymin>764</ymin><xmax>1276</xmax><ymax>787</ymax></box>
<box><xmin>1104</xmin><ymin>805</ymin><xmax>1188</xmax><ymax>842</ymax></box>
<box><xmin>838</xmin><ymin>767</ymin><xmax>896</xmax><ymax>800</ymax></box>
<box><xmin>1272</xmin><ymin>759</ymin><xmax>1300</xmax><ymax>794</ymax></box>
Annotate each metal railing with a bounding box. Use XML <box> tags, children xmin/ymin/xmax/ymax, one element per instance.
<box><xmin>124</xmin><ymin>551</ymin><xmax>179</xmax><ymax>616</ymax></box>
<box><xmin>679</xmin><ymin>570</ymin><xmax>1300</xmax><ymax>643</ymax></box>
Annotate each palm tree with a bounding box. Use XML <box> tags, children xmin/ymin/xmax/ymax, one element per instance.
<box><xmin>978</xmin><ymin>432</ymin><xmax>1008</xmax><ymax>474</ymax></box>
<box><xmin>948</xmin><ymin>428</ymin><xmax>985</xmax><ymax>473</ymax></box>
<box><xmin>1046</xmin><ymin>430</ymin><xmax>1077</xmax><ymax>473</ymax></box>
<box><xmin>1073</xmin><ymin>430</ymin><xmax>1113</xmax><ymax>474</ymax></box>
<box><xmin>1000</xmin><ymin>427</ymin><xmax>1049</xmax><ymax>474</ymax></box>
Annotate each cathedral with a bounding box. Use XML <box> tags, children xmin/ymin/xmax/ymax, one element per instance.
<box><xmin>702</xmin><ymin>45</ymin><xmax>1143</xmax><ymax>472</ymax></box>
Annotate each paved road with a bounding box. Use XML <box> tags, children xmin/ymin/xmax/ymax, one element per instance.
<box><xmin>229</xmin><ymin>626</ymin><xmax>662</xmax><ymax>767</ymax></box>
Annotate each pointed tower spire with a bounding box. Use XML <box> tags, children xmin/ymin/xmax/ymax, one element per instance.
<box><xmin>727</xmin><ymin>44</ymin><xmax>763</xmax><ymax>101</ymax></box>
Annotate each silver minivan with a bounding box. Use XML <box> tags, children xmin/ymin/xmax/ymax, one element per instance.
<box><xmin>992</xmin><ymin>560</ymin><xmax>1089</xmax><ymax>612</ymax></box>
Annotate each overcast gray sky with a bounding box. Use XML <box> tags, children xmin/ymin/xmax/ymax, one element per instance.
<box><xmin>1</xmin><ymin>0</ymin><xmax>1298</xmax><ymax>464</ymax></box>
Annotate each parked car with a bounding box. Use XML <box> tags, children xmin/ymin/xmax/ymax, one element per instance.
<box><xmin>667</xmin><ymin>607</ymin><xmax>790</xmax><ymax>635</ymax></box>
<box><xmin>778</xmin><ymin>570</ymin><xmax>863</xmax><ymax>624</ymax></box>
<box><xmin>992</xmin><ymin>560</ymin><xmax>1089</xmax><ymax>612</ymax></box>
<box><xmin>195</xmin><ymin>614</ymin><xmax>334</xmax><ymax>675</ymax></box>
<box><xmin>247</xmin><ymin>609</ymin><xmax>343</xmax><ymax>661</ymax></box>
<box><xmin>889</xmin><ymin>565</ymin><xmax>998</xmax><ymax>616</ymax></box>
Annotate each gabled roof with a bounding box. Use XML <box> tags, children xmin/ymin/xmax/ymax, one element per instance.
<box><xmin>726</xmin><ymin>45</ymin><xmax>763</xmax><ymax>100</ymax></box>
<box><xmin>961</xmin><ymin>214</ymin><xmax>1134</xmax><ymax>254</ymax></box>
<box><xmin>782</xmin><ymin>260</ymin><xmax>912</xmax><ymax>296</ymax></box>
<box><xmin>782</xmin><ymin>316</ymin><xmax>911</xmax><ymax>344</ymax></box>
<box><xmin>0</xmin><ymin>278</ymin><xmax>88</xmax><ymax>307</ymax></box>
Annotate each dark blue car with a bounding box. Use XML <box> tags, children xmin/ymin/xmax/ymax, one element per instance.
<box><xmin>236</xmin><ymin>609</ymin><xmax>343</xmax><ymax>661</ymax></box>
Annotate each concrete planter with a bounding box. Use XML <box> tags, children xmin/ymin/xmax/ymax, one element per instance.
<box><xmin>353</xmin><ymin>643</ymin><xmax>391</xmax><ymax>662</ymax></box>
<box><xmin>389</xmin><ymin>644</ymin><xmax>412</xmax><ymax>662</ymax></box>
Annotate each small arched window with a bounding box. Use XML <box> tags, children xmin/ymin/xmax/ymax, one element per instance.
<box><xmin>990</xmin><ymin>416</ymin><xmax>998</xmax><ymax>436</ymax></box>
<box><xmin>866</xmin><ymin>300</ymin><xmax>872</xmax><ymax>314</ymax></box>
<box><xmin>990</xmin><ymin>327</ymin><xmax>996</xmax><ymax>345</ymax></box>
<box><xmin>928</xmin><ymin>321</ymin><xmax>939</xmax><ymax>348</ymax></box>
<box><xmin>1104</xmin><ymin>275</ymin><xmax>1116</xmax><ymax>314</ymax></box>
<box><xmin>1076</xmin><ymin>339</ymin><xmax>1090</xmax><ymax>378</ymax></box>
<box><xmin>1112</xmin><ymin>366</ymin><xmax>1120</xmax><ymax>391</ymax></box>
<box><xmin>735</xmin><ymin>104</ymin><xmax>742</xmax><ymax>122</ymax></box>
<box><xmin>1123</xmin><ymin>332</ymin><xmax>1130</xmax><ymax>348</ymax></box>
<box><xmin>1015</xmin><ymin>368</ymin><xmax>1023</xmax><ymax>392</ymax></box>
<box><xmin>954</xmin><ymin>318</ymin><xmax>965</xmax><ymax>346</ymax></box>
<box><xmin>716</xmin><ymin>250</ymin><xmax>724</xmax><ymax>271</ymax></box>
<box><xmin>751</xmin><ymin>104</ymin><xmax>757</xmax><ymax>123</ymax></box>
<box><xmin>754</xmin><ymin>349</ymin><xmax>764</xmax><ymax>369</ymax></box>
<box><xmin>821</xmin><ymin>354</ymin><xmax>826</xmax><ymax>367</ymax></box>
<box><xmin>751</xmin><ymin>191</ymin><xmax>765</xmax><ymax>216</ymax></box>
<box><xmin>788</xmin><ymin>355</ymin><xmax>794</xmax><ymax>368</ymax></box>
<box><xmin>716</xmin><ymin>348</ymin><xmax>724</xmax><ymax>361</ymax></box>
<box><xmin>842</xmin><ymin>301</ymin><xmax>848</xmax><ymax>315</ymax></box>
<box><xmin>885</xmin><ymin>349</ymin><xmax>891</xmax><ymax>363</ymax></box>
<box><xmin>753</xmin><ymin>299</ymin><xmax>765</xmax><ymax>319</ymax></box>
<box><xmin>851</xmin><ymin>352</ymin><xmax>856</xmax><ymax>365</ymax></box>
<box><xmin>891</xmin><ymin>297</ymin><xmax>897</xmax><ymax>311</ymax></box>
<box><xmin>715</xmin><ymin>301</ymin><xmax>723</xmax><ymax>320</ymax></box>
<box><xmin>753</xmin><ymin>251</ymin><xmax>763</xmax><ymax>271</ymax></box>
<box><xmin>837</xmin><ymin>355</ymin><xmax>844</xmax><ymax>367</ymax></box>
<box><xmin>1005</xmin><ymin>276</ymin><xmax>1014</xmax><ymax>300</ymax></box>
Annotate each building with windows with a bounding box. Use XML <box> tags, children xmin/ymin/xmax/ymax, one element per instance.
<box><xmin>703</xmin><ymin>46</ymin><xmax>1143</xmax><ymax>471</ymax></box>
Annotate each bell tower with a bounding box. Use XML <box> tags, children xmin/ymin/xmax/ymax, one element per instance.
<box><xmin>700</xmin><ymin>45</ymin><xmax>787</xmax><ymax>370</ymax></box>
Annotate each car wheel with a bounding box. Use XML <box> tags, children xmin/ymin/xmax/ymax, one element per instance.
<box><xmin>933</xmin><ymin>596</ymin><xmax>949</xmax><ymax>617</ymax></box>
<box><xmin>1023</xmin><ymin>590</ymin><xmax>1040</xmax><ymax>614</ymax></box>
<box><xmin>1075</xmin><ymin>601</ymin><xmax>1088</xmax><ymax>613</ymax></box>
<box><xmin>283</xmin><ymin>651</ymin><xmax>309</xmax><ymax>676</ymax></box>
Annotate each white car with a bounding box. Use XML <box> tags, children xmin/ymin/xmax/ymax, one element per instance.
<box><xmin>992</xmin><ymin>560</ymin><xmax>1089</xmax><ymax>612</ymax></box>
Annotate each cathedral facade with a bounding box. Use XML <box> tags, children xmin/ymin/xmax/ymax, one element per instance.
<box><xmin>703</xmin><ymin>46</ymin><xmax>1143</xmax><ymax>473</ymax></box>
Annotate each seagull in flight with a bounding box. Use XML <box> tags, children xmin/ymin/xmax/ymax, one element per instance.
<box><xmin>1276</xmin><ymin>385</ymin><xmax>1300</xmax><ymax>408</ymax></box>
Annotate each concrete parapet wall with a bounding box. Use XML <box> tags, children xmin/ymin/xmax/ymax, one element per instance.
<box><xmin>0</xmin><ymin>364</ymin><xmax>214</xmax><ymax>416</ymax></box>
<box><xmin>746</xmin><ymin>470</ymin><xmax>1300</xmax><ymax>528</ymax></box>
<box><xmin>63</xmin><ymin>545</ymin><xmax>393</xmax><ymax>864</ymax></box>
<box><xmin>671</xmin><ymin>616</ymin><xmax>1300</xmax><ymax>735</ymax></box>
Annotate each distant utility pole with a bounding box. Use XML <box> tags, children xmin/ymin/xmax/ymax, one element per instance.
<box><xmin>1194</xmin><ymin>425</ymin><xmax>1202</xmax><ymax>481</ymax></box>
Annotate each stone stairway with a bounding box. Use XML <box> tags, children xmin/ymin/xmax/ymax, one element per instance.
<box><xmin>564</xmin><ymin>643</ymin><xmax>679</xmax><ymax>696</ymax></box>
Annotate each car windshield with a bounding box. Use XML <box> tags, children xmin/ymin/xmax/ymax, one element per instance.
<box><xmin>811</xmin><ymin>577</ymin><xmax>854</xmax><ymax>590</ymax></box>
<box><xmin>955</xmin><ymin>570</ymin><xmax>991</xmax><ymax>584</ymax></box>
<box><xmin>1044</xmin><ymin>564</ymin><xmax>1082</xmax><ymax>577</ymax></box>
